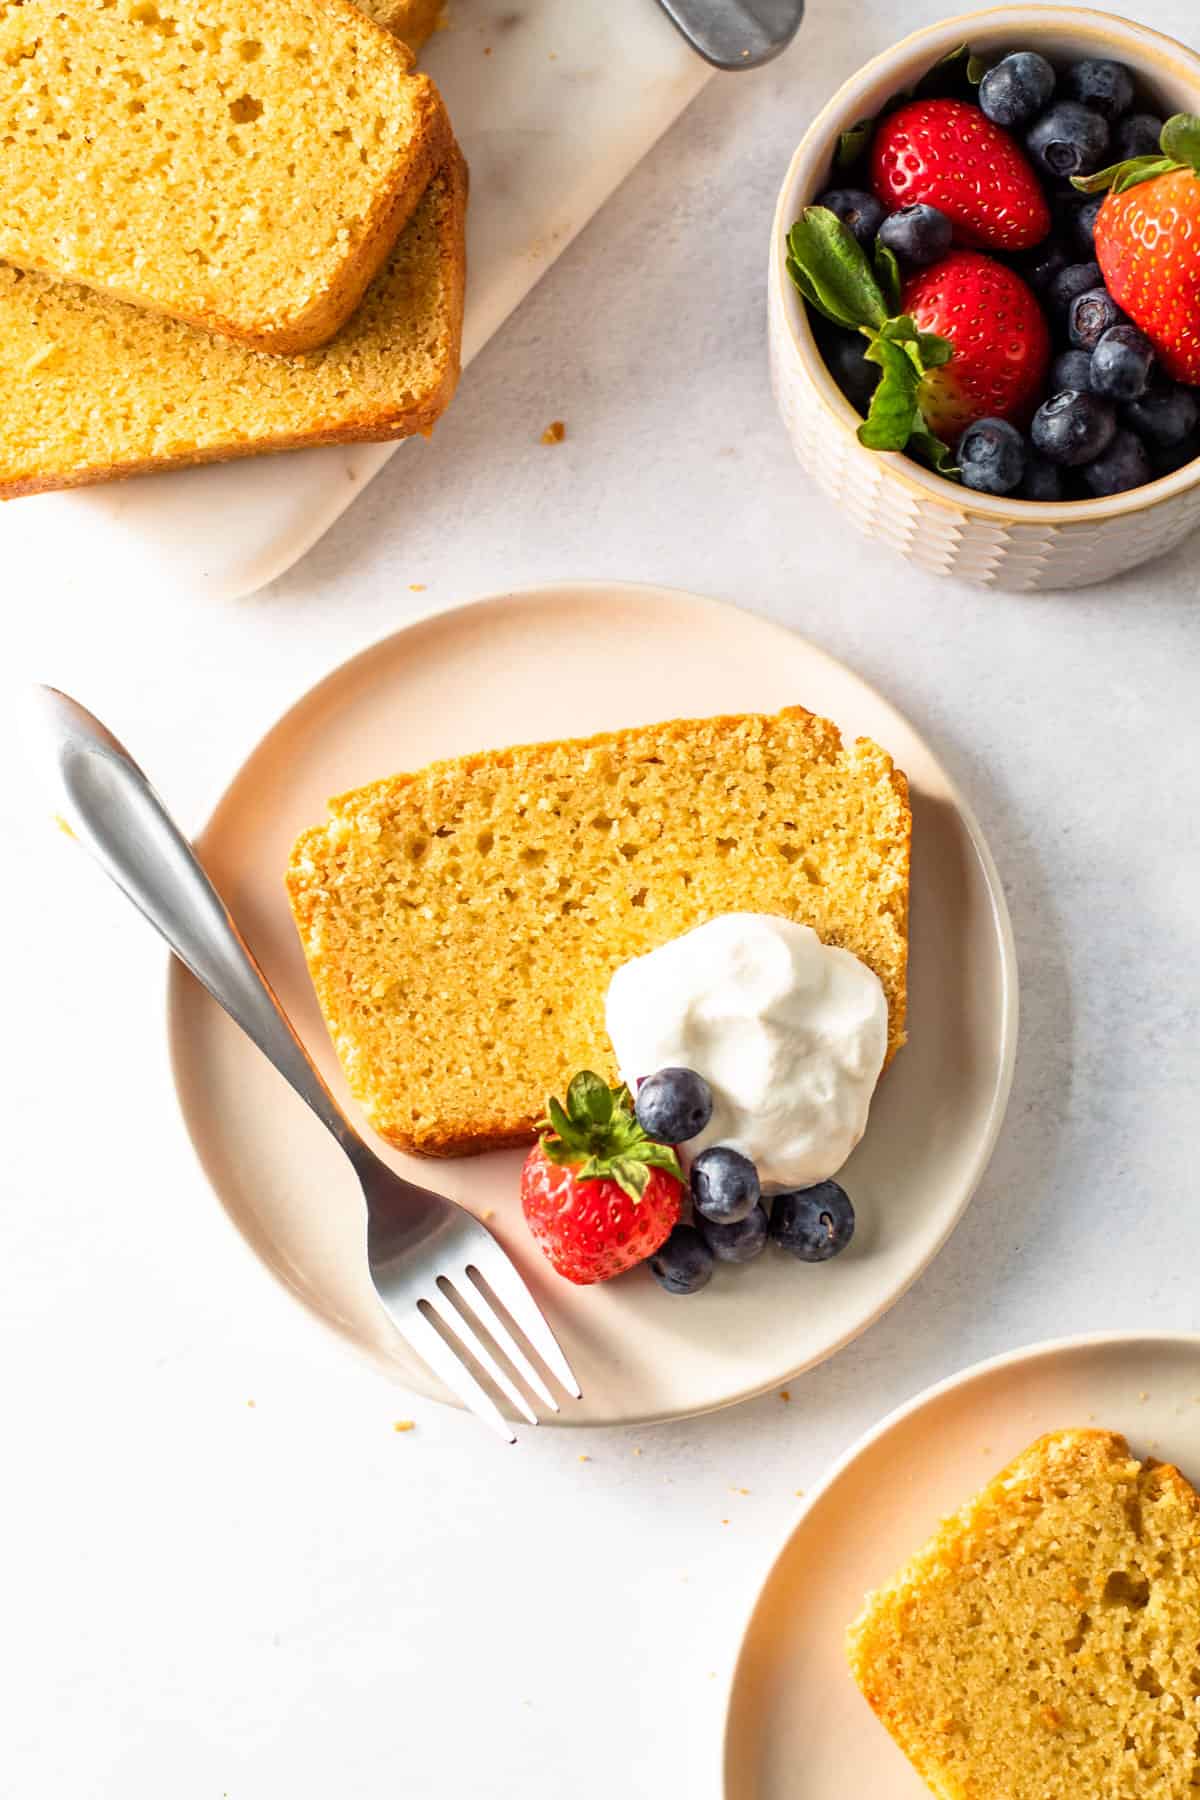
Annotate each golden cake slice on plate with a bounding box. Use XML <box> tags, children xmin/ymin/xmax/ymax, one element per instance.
<box><xmin>848</xmin><ymin>1428</ymin><xmax>1200</xmax><ymax>1799</ymax></box>
<box><xmin>286</xmin><ymin>705</ymin><xmax>910</xmax><ymax>1156</ymax></box>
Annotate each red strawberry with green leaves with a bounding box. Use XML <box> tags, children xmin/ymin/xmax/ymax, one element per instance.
<box><xmin>786</xmin><ymin>209</ymin><xmax>1049</xmax><ymax>460</ymax></box>
<box><xmin>870</xmin><ymin>98</ymin><xmax>1051</xmax><ymax>252</ymax></box>
<box><xmin>1074</xmin><ymin>114</ymin><xmax>1200</xmax><ymax>384</ymax></box>
<box><xmin>900</xmin><ymin>251</ymin><xmax>1050</xmax><ymax>441</ymax></box>
<box><xmin>520</xmin><ymin>1072</ymin><xmax>684</xmax><ymax>1285</ymax></box>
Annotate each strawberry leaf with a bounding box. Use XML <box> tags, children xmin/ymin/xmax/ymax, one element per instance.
<box><xmin>873</xmin><ymin>239</ymin><xmax>902</xmax><ymax>313</ymax></box>
<box><xmin>835</xmin><ymin>116</ymin><xmax>874</xmax><ymax>170</ymax></box>
<box><xmin>567</xmin><ymin>1069</ymin><xmax>613</xmax><ymax>1128</ymax></box>
<box><xmin>858</xmin><ymin>337</ymin><xmax>923</xmax><ymax>451</ymax></box>
<box><xmin>909</xmin><ymin>429</ymin><xmax>960</xmax><ymax>478</ymax></box>
<box><xmin>786</xmin><ymin>208</ymin><xmax>889</xmax><ymax>332</ymax></box>
<box><xmin>536</xmin><ymin>1072</ymin><xmax>684</xmax><ymax>1200</ymax></box>
<box><xmin>1161</xmin><ymin>113</ymin><xmax>1200</xmax><ymax>173</ymax></box>
<box><xmin>609</xmin><ymin>1158</ymin><xmax>650</xmax><ymax>1202</ymax></box>
<box><xmin>786</xmin><ymin>250</ymin><xmax>861</xmax><ymax>330</ymax></box>
<box><xmin>914</xmin><ymin>43</ymin><xmax>973</xmax><ymax>99</ymax></box>
<box><xmin>915</xmin><ymin>331</ymin><xmax>953</xmax><ymax>368</ymax></box>
<box><xmin>545</xmin><ymin>1093</ymin><xmax>575</xmax><ymax>1143</ymax></box>
<box><xmin>1073</xmin><ymin>153</ymin><xmax>1177</xmax><ymax>195</ymax></box>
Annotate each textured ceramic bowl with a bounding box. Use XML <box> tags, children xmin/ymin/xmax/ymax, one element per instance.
<box><xmin>769</xmin><ymin>6</ymin><xmax>1200</xmax><ymax>592</ymax></box>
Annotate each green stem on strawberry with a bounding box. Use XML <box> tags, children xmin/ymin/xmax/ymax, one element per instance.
<box><xmin>786</xmin><ymin>205</ymin><xmax>959</xmax><ymax>473</ymax></box>
<box><xmin>1072</xmin><ymin>111</ymin><xmax>1200</xmax><ymax>195</ymax></box>
<box><xmin>538</xmin><ymin>1070</ymin><xmax>683</xmax><ymax>1202</ymax></box>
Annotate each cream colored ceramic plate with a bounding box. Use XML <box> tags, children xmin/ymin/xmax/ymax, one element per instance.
<box><xmin>724</xmin><ymin>1332</ymin><xmax>1200</xmax><ymax>1798</ymax></box>
<box><xmin>167</xmin><ymin>582</ymin><xmax>1017</xmax><ymax>1426</ymax></box>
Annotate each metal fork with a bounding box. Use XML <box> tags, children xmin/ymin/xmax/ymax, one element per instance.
<box><xmin>34</xmin><ymin>688</ymin><xmax>581</xmax><ymax>1443</ymax></box>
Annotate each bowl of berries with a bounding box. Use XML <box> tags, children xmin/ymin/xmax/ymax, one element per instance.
<box><xmin>769</xmin><ymin>6</ymin><xmax>1200</xmax><ymax>591</ymax></box>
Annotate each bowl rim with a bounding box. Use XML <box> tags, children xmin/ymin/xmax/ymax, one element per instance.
<box><xmin>771</xmin><ymin>3</ymin><xmax>1200</xmax><ymax>528</ymax></box>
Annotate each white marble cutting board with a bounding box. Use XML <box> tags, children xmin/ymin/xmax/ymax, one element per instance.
<box><xmin>0</xmin><ymin>3</ymin><xmax>710</xmax><ymax>602</ymax></box>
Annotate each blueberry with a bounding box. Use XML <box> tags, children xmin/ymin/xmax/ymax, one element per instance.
<box><xmin>1150</xmin><ymin>433</ymin><xmax>1200</xmax><ymax>477</ymax></box>
<box><xmin>1031</xmin><ymin>389</ymin><xmax>1118</xmax><ymax>465</ymax></box>
<box><xmin>958</xmin><ymin>417</ymin><xmax>1027</xmax><ymax>495</ymax></box>
<box><xmin>1070</xmin><ymin>196</ymin><xmax>1105</xmax><ymax>256</ymax></box>
<box><xmin>1053</xmin><ymin>348</ymin><xmax>1094</xmax><ymax>392</ymax></box>
<box><xmin>1027</xmin><ymin>102</ymin><xmax>1111</xmax><ymax>179</ymax></box>
<box><xmin>635</xmin><ymin>1068</ymin><xmax>713</xmax><ymax>1144</ymax></box>
<box><xmin>1116</xmin><ymin>112</ymin><xmax>1163</xmax><ymax>160</ymax></box>
<box><xmin>690</xmin><ymin>1145</ymin><xmax>760</xmax><ymax>1225</ymax></box>
<box><xmin>978</xmin><ymin>51</ymin><xmax>1056</xmax><ymax>130</ymax></box>
<box><xmin>822</xmin><ymin>329</ymin><xmax>881</xmax><ymax>414</ymax></box>
<box><xmin>814</xmin><ymin>187</ymin><xmax>887</xmax><ymax>247</ymax></box>
<box><xmin>698</xmin><ymin>1202</ymin><xmax>768</xmax><ymax>1264</ymax></box>
<box><xmin>1082</xmin><ymin>427</ymin><xmax>1152</xmax><ymax>494</ymax></box>
<box><xmin>1123</xmin><ymin>384</ymin><xmax>1200</xmax><ymax>449</ymax></box>
<box><xmin>649</xmin><ymin>1224</ymin><xmax>714</xmax><ymax>1296</ymax></box>
<box><xmin>876</xmin><ymin>203</ymin><xmax>953</xmax><ymax>268</ymax></box>
<box><xmin>1090</xmin><ymin>324</ymin><xmax>1156</xmax><ymax>401</ymax></box>
<box><xmin>1018</xmin><ymin>240</ymin><xmax>1069</xmax><ymax>295</ymax></box>
<box><xmin>1047</xmin><ymin>261</ymin><xmax>1103</xmax><ymax>323</ymax></box>
<box><xmin>1019</xmin><ymin>456</ymin><xmax>1065</xmax><ymax>501</ymax></box>
<box><xmin>1069</xmin><ymin>286</ymin><xmax>1127</xmax><ymax>351</ymax></box>
<box><xmin>769</xmin><ymin>1182</ymin><xmax>856</xmax><ymax>1262</ymax></box>
<box><xmin>1063</xmin><ymin>58</ymin><xmax>1136</xmax><ymax>122</ymax></box>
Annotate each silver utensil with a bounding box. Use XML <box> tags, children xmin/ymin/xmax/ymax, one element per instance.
<box><xmin>34</xmin><ymin>687</ymin><xmax>581</xmax><ymax>1443</ymax></box>
<box><xmin>654</xmin><ymin>0</ymin><xmax>803</xmax><ymax>69</ymax></box>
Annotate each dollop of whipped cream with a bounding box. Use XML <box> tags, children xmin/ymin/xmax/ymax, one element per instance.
<box><xmin>605</xmin><ymin>913</ymin><xmax>887</xmax><ymax>1190</ymax></box>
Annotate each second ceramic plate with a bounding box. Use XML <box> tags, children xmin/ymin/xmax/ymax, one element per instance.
<box><xmin>725</xmin><ymin>1332</ymin><xmax>1200</xmax><ymax>1798</ymax></box>
<box><xmin>168</xmin><ymin>582</ymin><xmax>1017</xmax><ymax>1425</ymax></box>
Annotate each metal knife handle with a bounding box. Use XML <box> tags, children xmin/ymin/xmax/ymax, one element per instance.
<box><xmin>654</xmin><ymin>0</ymin><xmax>804</xmax><ymax>70</ymax></box>
<box><xmin>33</xmin><ymin>686</ymin><xmax>365</xmax><ymax>1160</ymax></box>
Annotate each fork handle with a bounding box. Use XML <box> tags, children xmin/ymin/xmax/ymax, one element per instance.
<box><xmin>34</xmin><ymin>687</ymin><xmax>367</xmax><ymax>1163</ymax></box>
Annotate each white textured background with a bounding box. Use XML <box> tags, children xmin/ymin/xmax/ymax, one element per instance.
<box><xmin>6</xmin><ymin>1</ymin><xmax>1200</xmax><ymax>1795</ymax></box>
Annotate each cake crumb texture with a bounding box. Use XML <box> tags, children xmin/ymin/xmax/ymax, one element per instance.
<box><xmin>286</xmin><ymin>706</ymin><xmax>910</xmax><ymax>1156</ymax></box>
<box><xmin>848</xmin><ymin>1429</ymin><xmax>1200</xmax><ymax>1799</ymax></box>
<box><xmin>0</xmin><ymin>0</ymin><xmax>449</xmax><ymax>350</ymax></box>
<box><xmin>0</xmin><ymin>145</ymin><xmax>467</xmax><ymax>496</ymax></box>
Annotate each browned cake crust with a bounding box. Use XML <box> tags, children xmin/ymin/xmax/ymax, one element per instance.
<box><xmin>286</xmin><ymin>705</ymin><xmax>911</xmax><ymax>1157</ymax></box>
<box><xmin>848</xmin><ymin>1429</ymin><xmax>1200</xmax><ymax>1799</ymax></box>
<box><xmin>366</xmin><ymin>0</ymin><xmax>444</xmax><ymax>51</ymax></box>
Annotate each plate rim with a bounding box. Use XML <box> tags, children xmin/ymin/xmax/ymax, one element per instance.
<box><xmin>164</xmin><ymin>578</ymin><xmax>1021</xmax><ymax>1424</ymax></box>
<box><xmin>722</xmin><ymin>1326</ymin><xmax>1200</xmax><ymax>1795</ymax></box>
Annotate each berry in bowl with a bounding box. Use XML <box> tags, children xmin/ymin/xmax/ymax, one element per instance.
<box><xmin>769</xmin><ymin>7</ymin><xmax>1200</xmax><ymax>591</ymax></box>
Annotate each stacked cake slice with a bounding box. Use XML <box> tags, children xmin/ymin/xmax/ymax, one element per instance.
<box><xmin>0</xmin><ymin>0</ymin><xmax>465</xmax><ymax>497</ymax></box>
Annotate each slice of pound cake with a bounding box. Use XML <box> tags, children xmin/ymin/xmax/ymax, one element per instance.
<box><xmin>0</xmin><ymin>146</ymin><xmax>466</xmax><ymax>496</ymax></box>
<box><xmin>848</xmin><ymin>1430</ymin><xmax>1200</xmax><ymax>1799</ymax></box>
<box><xmin>0</xmin><ymin>0</ymin><xmax>450</xmax><ymax>351</ymax></box>
<box><xmin>286</xmin><ymin>706</ymin><xmax>910</xmax><ymax>1156</ymax></box>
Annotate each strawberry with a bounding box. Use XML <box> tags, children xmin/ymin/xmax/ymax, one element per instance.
<box><xmin>901</xmin><ymin>252</ymin><xmax>1051</xmax><ymax>441</ymax></box>
<box><xmin>786</xmin><ymin>208</ymin><xmax>1049</xmax><ymax>461</ymax></box>
<box><xmin>1077</xmin><ymin>114</ymin><xmax>1200</xmax><ymax>384</ymax></box>
<box><xmin>520</xmin><ymin>1072</ymin><xmax>684</xmax><ymax>1285</ymax></box>
<box><xmin>870</xmin><ymin>99</ymin><xmax>1051</xmax><ymax>252</ymax></box>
